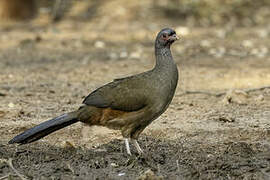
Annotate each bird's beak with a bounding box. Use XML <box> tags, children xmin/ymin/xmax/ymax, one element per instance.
<box><xmin>170</xmin><ymin>34</ymin><xmax>180</xmax><ymax>41</ymax></box>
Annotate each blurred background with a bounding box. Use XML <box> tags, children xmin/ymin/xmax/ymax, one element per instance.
<box><xmin>0</xmin><ymin>0</ymin><xmax>270</xmax><ymax>91</ymax></box>
<box><xmin>1</xmin><ymin>0</ymin><xmax>270</xmax><ymax>26</ymax></box>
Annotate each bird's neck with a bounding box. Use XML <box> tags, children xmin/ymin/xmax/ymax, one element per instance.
<box><xmin>154</xmin><ymin>45</ymin><xmax>175</xmax><ymax>70</ymax></box>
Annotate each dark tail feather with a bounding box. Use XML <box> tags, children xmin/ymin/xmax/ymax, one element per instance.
<box><xmin>8</xmin><ymin>111</ymin><xmax>79</xmax><ymax>144</ymax></box>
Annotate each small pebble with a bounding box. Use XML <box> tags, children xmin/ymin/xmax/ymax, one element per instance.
<box><xmin>109</xmin><ymin>52</ymin><xmax>118</xmax><ymax>60</ymax></box>
<box><xmin>242</xmin><ymin>40</ymin><xmax>253</xmax><ymax>48</ymax></box>
<box><xmin>218</xmin><ymin>47</ymin><xmax>226</xmax><ymax>54</ymax></box>
<box><xmin>120</xmin><ymin>51</ymin><xmax>128</xmax><ymax>58</ymax></box>
<box><xmin>110</xmin><ymin>163</ymin><xmax>118</xmax><ymax>167</ymax></box>
<box><xmin>200</xmin><ymin>40</ymin><xmax>211</xmax><ymax>47</ymax></box>
<box><xmin>129</xmin><ymin>52</ymin><xmax>141</xmax><ymax>59</ymax></box>
<box><xmin>94</xmin><ymin>41</ymin><xmax>105</xmax><ymax>48</ymax></box>
<box><xmin>255</xmin><ymin>95</ymin><xmax>264</xmax><ymax>101</ymax></box>
<box><xmin>216</xmin><ymin>29</ymin><xmax>226</xmax><ymax>38</ymax></box>
<box><xmin>118</xmin><ymin>173</ymin><xmax>125</xmax><ymax>176</ymax></box>
<box><xmin>0</xmin><ymin>111</ymin><xmax>5</xmax><ymax>117</ymax></box>
<box><xmin>62</xmin><ymin>141</ymin><xmax>76</xmax><ymax>149</ymax></box>
<box><xmin>257</xmin><ymin>29</ymin><xmax>268</xmax><ymax>38</ymax></box>
<box><xmin>8</xmin><ymin>103</ymin><xmax>15</xmax><ymax>108</ymax></box>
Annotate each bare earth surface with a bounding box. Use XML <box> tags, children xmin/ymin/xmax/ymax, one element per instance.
<box><xmin>0</xmin><ymin>5</ymin><xmax>270</xmax><ymax>179</ymax></box>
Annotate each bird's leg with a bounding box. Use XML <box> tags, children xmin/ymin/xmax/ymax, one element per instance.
<box><xmin>132</xmin><ymin>139</ymin><xmax>143</xmax><ymax>154</ymax></box>
<box><xmin>124</xmin><ymin>138</ymin><xmax>132</xmax><ymax>155</ymax></box>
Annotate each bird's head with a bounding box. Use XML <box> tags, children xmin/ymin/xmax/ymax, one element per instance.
<box><xmin>155</xmin><ymin>28</ymin><xmax>179</xmax><ymax>48</ymax></box>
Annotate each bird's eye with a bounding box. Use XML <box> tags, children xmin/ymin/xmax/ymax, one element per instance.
<box><xmin>162</xmin><ymin>34</ymin><xmax>167</xmax><ymax>38</ymax></box>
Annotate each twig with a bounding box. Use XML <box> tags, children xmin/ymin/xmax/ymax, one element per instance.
<box><xmin>260</xmin><ymin>169</ymin><xmax>270</xmax><ymax>178</ymax></box>
<box><xmin>179</xmin><ymin>86</ymin><xmax>270</xmax><ymax>97</ymax></box>
<box><xmin>0</xmin><ymin>174</ymin><xmax>9</xmax><ymax>180</ymax></box>
<box><xmin>179</xmin><ymin>90</ymin><xmax>225</xmax><ymax>97</ymax></box>
<box><xmin>66</xmin><ymin>162</ymin><xmax>75</xmax><ymax>174</ymax></box>
<box><xmin>243</xmin><ymin>86</ymin><xmax>270</xmax><ymax>93</ymax></box>
<box><xmin>0</xmin><ymin>174</ymin><xmax>18</xmax><ymax>180</ymax></box>
<box><xmin>176</xmin><ymin>159</ymin><xmax>180</xmax><ymax>172</ymax></box>
<box><xmin>7</xmin><ymin>158</ymin><xmax>28</xmax><ymax>180</ymax></box>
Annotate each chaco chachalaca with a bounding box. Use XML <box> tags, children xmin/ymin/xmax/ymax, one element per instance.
<box><xmin>9</xmin><ymin>28</ymin><xmax>179</xmax><ymax>155</ymax></box>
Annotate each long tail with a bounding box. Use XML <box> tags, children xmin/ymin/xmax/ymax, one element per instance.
<box><xmin>8</xmin><ymin>111</ymin><xmax>79</xmax><ymax>144</ymax></box>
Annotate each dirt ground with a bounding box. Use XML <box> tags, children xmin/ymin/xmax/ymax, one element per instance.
<box><xmin>0</xmin><ymin>2</ymin><xmax>270</xmax><ymax>179</ymax></box>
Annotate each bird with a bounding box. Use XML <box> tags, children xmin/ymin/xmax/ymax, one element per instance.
<box><xmin>9</xmin><ymin>28</ymin><xmax>179</xmax><ymax>155</ymax></box>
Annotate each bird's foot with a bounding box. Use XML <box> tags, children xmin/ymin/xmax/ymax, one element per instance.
<box><xmin>124</xmin><ymin>138</ymin><xmax>144</xmax><ymax>156</ymax></box>
<box><xmin>132</xmin><ymin>139</ymin><xmax>144</xmax><ymax>155</ymax></box>
<box><xmin>124</xmin><ymin>138</ymin><xmax>132</xmax><ymax>155</ymax></box>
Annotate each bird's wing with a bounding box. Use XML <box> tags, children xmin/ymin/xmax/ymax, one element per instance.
<box><xmin>83</xmin><ymin>76</ymin><xmax>148</xmax><ymax>112</ymax></box>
